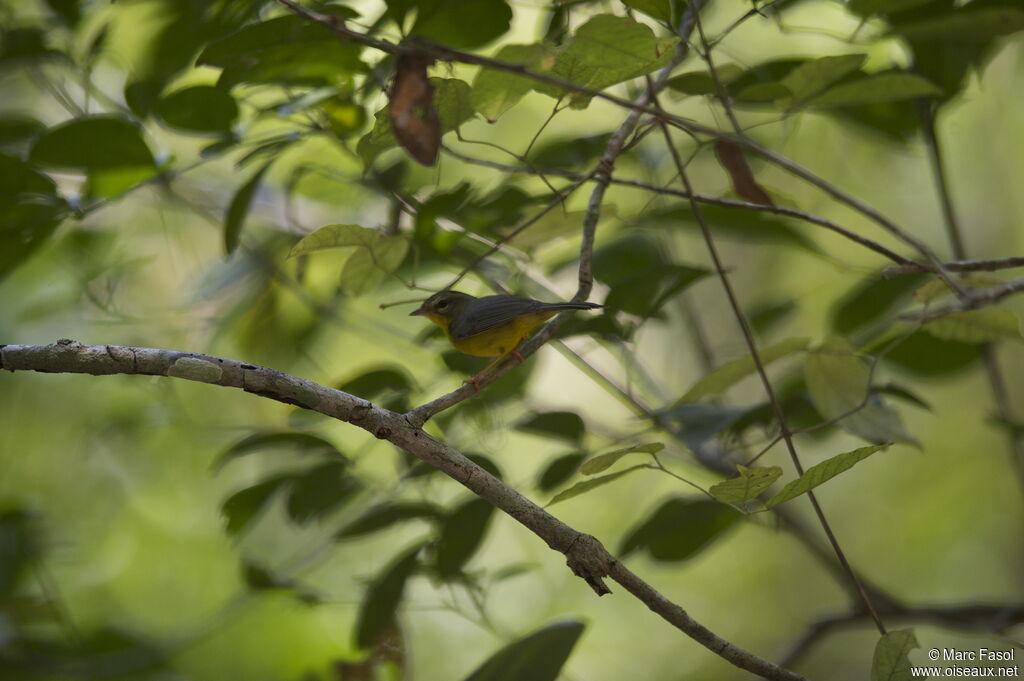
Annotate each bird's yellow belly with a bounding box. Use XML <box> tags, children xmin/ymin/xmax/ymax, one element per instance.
<box><xmin>448</xmin><ymin>311</ymin><xmax>555</xmax><ymax>357</ymax></box>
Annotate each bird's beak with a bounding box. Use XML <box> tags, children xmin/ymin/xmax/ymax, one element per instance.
<box><xmin>409</xmin><ymin>306</ymin><xmax>427</xmax><ymax>316</ymax></box>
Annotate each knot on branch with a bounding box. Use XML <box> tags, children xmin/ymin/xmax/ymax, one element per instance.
<box><xmin>349</xmin><ymin>401</ymin><xmax>392</xmax><ymax>438</ymax></box>
<box><xmin>595</xmin><ymin>158</ymin><xmax>615</xmax><ymax>182</ymax></box>
<box><xmin>565</xmin><ymin>533</ymin><xmax>615</xmax><ymax>596</ymax></box>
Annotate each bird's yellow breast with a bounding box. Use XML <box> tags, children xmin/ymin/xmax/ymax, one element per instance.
<box><xmin>427</xmin><ymin>310</ymin><xmax>557</xmax><ymax>357</ymax></box>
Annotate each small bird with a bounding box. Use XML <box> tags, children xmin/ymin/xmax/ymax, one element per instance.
<box><xmin>409</xmin><ymin>290</ymin><xmax>602</xmax><ymax>389</ymax></box>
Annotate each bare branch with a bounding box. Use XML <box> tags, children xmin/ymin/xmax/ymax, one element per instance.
<box><xmin>0</xmin><ymin>340</ymin><xmax>807</xmax><ymax>681</ymax></box>
<box><xmin>883</xmin><ymin>257</ymin><xmax>1024</xmax><ymax>277</ymax></box>
<box><xmin>780</xmin><ymin>601</ymin><xmax>1024</xmax><ymax>669</ymax></box>
<box><xmin>901</xmin><ymin>277</ymin><xmax>1024</xmax><ymax>322</ymax></box>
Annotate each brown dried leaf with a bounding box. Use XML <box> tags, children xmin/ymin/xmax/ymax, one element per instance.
<box><xmin>714</xmin><ymin>140</ymin><xmax>774</xmax><ymax>206</ymax></box>
<box><xmin>388</xmin><ymin>52</ymin><xmax>440</xmax><ymax>166</ymax></box>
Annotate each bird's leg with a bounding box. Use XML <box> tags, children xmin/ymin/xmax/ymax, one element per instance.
<box><xmin>462</xmin><ymin>341</ymin><xmax>526</xmax><ymax>394</ymax></box>
<box><xmin>463</xmin><ymin>355</ymin><xmax>503</xmax><ymax>394</ymax></box>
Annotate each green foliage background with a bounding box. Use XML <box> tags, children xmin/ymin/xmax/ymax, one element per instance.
<box><xmin>1</xmin><ymin>0</ymin><xmax>1023</xmax><ymax>679</ymax></box>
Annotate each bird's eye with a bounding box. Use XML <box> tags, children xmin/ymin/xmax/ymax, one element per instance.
<box><xmin>436</xmin><ymin>300</ymin><xmax>448</xmax><ymax>309</ymax></box>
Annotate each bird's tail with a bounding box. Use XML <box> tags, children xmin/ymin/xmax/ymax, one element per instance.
<box><xmin>541</xmin><ymin>301</ymin><xmax>602</xmax><ymax>311</ymax></box>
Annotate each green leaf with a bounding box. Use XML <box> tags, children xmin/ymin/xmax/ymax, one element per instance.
<box><xmin>666</xmin><ymin>64</ymin><xmax>744</xmax><ymax>96</ymax></box>
<box><xmin>29</xmin><ymin>115</ymin><xmax>157</xmax><ymax>197</ymax></box>
<box><xmin>472</xmin><ymin>44</ymin><xmax>552</xmax><ymax>122</ymax></box>
<box><xmin>516</xmin><ymin>411</ymin><xmax>585</xmax><ymax>445</ymax></box>
<box><xmin>871</xmin><ymin>629</ymin><xmax>919</xmax><ymax>681</ymax></box>
<box><xmin>199</xmin><ymin>15</ymin><xmax>365</xmax><ymax>87</ymax></box>
<box><xmin>242</xmin><ymin>560</ymin><xmax>320</xmax><ymax>604</ymax></box>
<box><xmin>29</xmin><ymin>115</ymin><xmax>154</xmax><ymax>170</ymax></box>
<box><xmin>870</xmin><ymin>328</ymin><xmax>979</xmax><ymax>376</ymax></box>
<box><xmin>709</xmin><ymin>465</ymin><xmax>783</xmax><ymax>503</ymax></box>
<box><xmin>924</xmin><ymin>309</ymin><xmax>1023</xmax><ymax>344</ymax></box>
<box><xmin>409</xmin><ymin>0</ymin><xmax>513</xmax><ymax>50</ymax></box>
<box><xmin>579</xmin><ymin>443</ymin><xmax>664</xmax><ymax>475</ymax></box>
<box><xmin>749</xmin><ymin>299</ymin><xmax>796</xmax><ymax>335</ymax></box>
<box><xmin>288</xmin><ymin>223</ymin><xmax>409</xmax><ymax>296</ymax></box>
<box><xmin>530</xmin><ymin>133</ymin><xmax>612</xmax><ymax>168</ymax></box>
<box><xmin>321</xmin><ymin>97</ymin><xmax>367</xmax><ymax>139</ymax></box>
<box><xmin>221</xmin><ymin>476</ymin><xmax>290</xmax><ymax>536</ymax></box>
<box><xmin>678</xmin><ymin>337</ymin><xmax>809</xmax><ymax>403</ymax></box>
<box><xmin>338</xmin><ymin>365</ymin><xmax>416</xmax><ymax>411</ymax></box>
<box><xmin>0</xmin><ymin>114</ymin><xmax>44</xmax><ymax>143</ymax></box>
<box><xmin>831</xmin><ymin>272</ymin><xmax>929</xmax><ymax>335</ymax></box>
<box><xmin>45</xmin><ymin>0</ymin><xmax>83</xmax><ymax>26</ymax></box>
<box><xmin>215</xmin><ymin>431</ymin><xmax>343</xmax><ymax>471</ymax></box>
<box><xmin>621</xmin><ymin>0</ymin><xmax>672</xmax><ymax>23</ymax></box>
<box><xmin>339</xmin><ymin>234</ymin><xmax>409</xmax><ymax>296</ymax></box>
<box><xmin>765</xmin><ymin>444</ymin><xmax>890</xmax><ymax>509</ymax></box>
<box><xmin>156</xmin><ymin>85</ymin><xmax>238</xmax><ymax>133</ymax></box>
<box><xmin>0</xmin><ymin>508</ymin><xmax>42</xmax><ymax>599</ymax></box>
<box><xmin>619</xmin><ymin>498</ymin><xmax>741</xmax><ymax>561</ymax></box>
<box><xmin>804</xmin><ymin>337</ymin><xmax>918</xmax><ymax>445</ymax></box>
<box><xmin>875</xmin><ymin>383</ymin><xmax>932</xmax><ymax>411</ymax></box>
<box><xmin>780</xmin><ymin>54</ymin><xmax>866</xmax><ymax>105</ymax></box>
<box><xmin>604</xmin><ymin>263</ymin><xmax>709</xmax><ymax>318</ymax></box>
<box><xmin>434</xmin><ymin>77</ymin><xmax>477</xmax><ymax>132</ymax></box>
<box><xmin>462</xmin><ymin>621</ymin><xmax>585</xmax><ymax>681</ymax></box>
<box><xmin>285</xmin><ymin>461</ymin><xmax>363</xmax><ymax>524</ymax></box>
<box><xmin>892</xmin><ymin>7</ymin><xmax>1024</xmax><ymax>41</ymax></box>
<box><xmin>0</xmin><ymin>28</ymin><xmax>64</xmax><ymax>65</ymax></box>
<box><xmin>537</xmin><ymin>453</ymin><xmax>586</xmax><ymax>492</ymax></box>
<box><xmin>289</xmin><ymin>223</ymin><xmax>377</xmax><ymax>255</ymax></box>
<box><xmin>548</xmin><ymin>465</ymin><xmax>648</xmax><ymax>505</ymax></box>
<box><xmin>536</xmin><ymin>15</ymin><xmax>678</xmax><ymax>108</ymax></box>
<box><xmin>355</xmin><ymin>545</ymin><xmax>421</xmax><ymax>649</ymax></box>
<box><xmin>435</xmin><ymin>498</ymin><xmax>496</xmax><ymax>579</ymax></box>
<box><xmin>806</xmin><ymin>72</ymin><xmax>943</xmax><ymax>107</ymax></box>
<box><xmin>224</xmin><ymin>159</ymin><xmax>272</xmax><ymax>254</ymax></box>
<box><xmin>336</xmin><ymin>502</ymin><xmax>443</xmax><ymax>540</ymax></box>
<box><xmin>0</xmin><ymin>153</ymin><xmax>65</xmax><ymax>281</ymax></box>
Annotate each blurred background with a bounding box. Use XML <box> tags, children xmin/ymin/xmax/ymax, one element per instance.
<box><xmin>1</xmin><ymin>0</ymin><xmax>1022</xmax><ymax>679</ymax></box>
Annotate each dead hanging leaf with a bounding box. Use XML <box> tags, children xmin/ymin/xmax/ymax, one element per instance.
<box><xmin>714</xmin><ymin>140</ymin><xmax>774</xmax><ymax>206</ymax></box>
<box><xmin>388</xmin><ymin>51</ymin><xmax>440</xmax><ymax>166</ymax></box>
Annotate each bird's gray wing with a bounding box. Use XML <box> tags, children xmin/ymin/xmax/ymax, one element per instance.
<box><xmin>447</xmin><ymin>295</ymin><xmax>544</xmax><ymax>340</ymax></box>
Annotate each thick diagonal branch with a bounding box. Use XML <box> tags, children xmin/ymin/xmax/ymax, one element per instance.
<box><xmin>1</xmin><ymin>340</ymin><xmax>807</xmax><ymax>681</ymax></box>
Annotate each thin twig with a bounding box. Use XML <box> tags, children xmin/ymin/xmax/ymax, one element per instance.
<box><xmin>901</xmin><ymin>277</ymin><xmax>1024</xmax><ymax>322</ymax></box>
<box><xmin>883</xmin><ymin>257</ymin><xmax>1024</xmax><ymax>277</ymax></box>
<box><xmin>442</xmin><ymin>147</ymin><xmax>911</xmax><ymax>265</ymax></box>
<box><xmin>780</xmin><ymin>601</ymin><xmax>1024</xmax><ymax>669</ymax></box>
<box><xmin>710</xmin><ymin>0</ymin><xmax>791</xmax><ymax>47</ymax></box>
<box><xmin>446</xmin><ymin>176</ymin><xmax>592</xmax><ymax>289</ymax></box>
<box><xmin>694</xmin><ymin>11</ymin><xmax>742</xmax><ymax>135</ymax></box>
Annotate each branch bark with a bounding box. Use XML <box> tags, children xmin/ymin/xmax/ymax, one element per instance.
<box><xmin>1</xmin><ymin>340</ymin><xmax>808</xmax><ymax>681</ymax></box>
